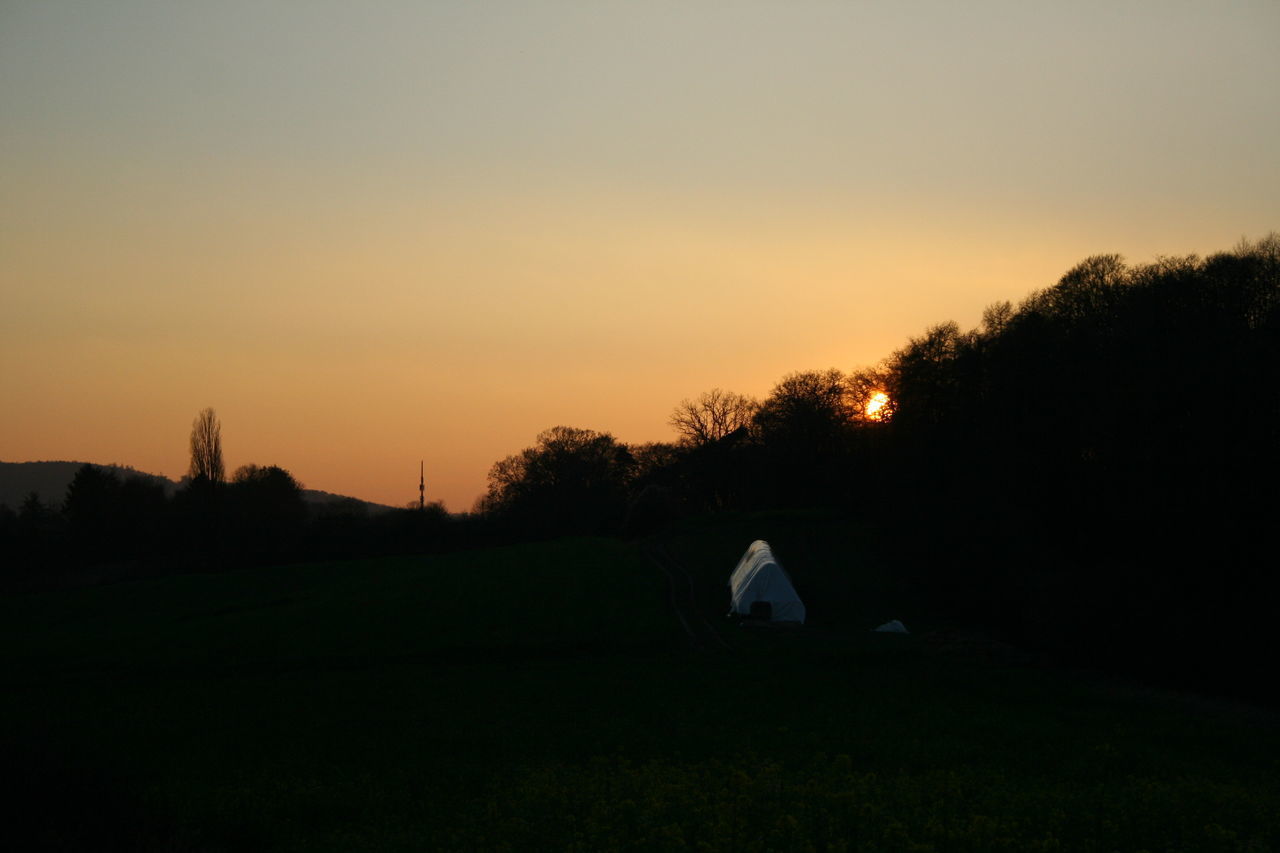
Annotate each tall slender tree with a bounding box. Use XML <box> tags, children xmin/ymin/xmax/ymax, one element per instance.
<box><xmin>188</xmin><ymin>407</ymin><xmax>225</xmax><ymax>483</ymax></box>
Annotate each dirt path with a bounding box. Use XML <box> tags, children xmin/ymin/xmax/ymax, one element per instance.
<box><xmin>642</xmin><ymin>540</ymin><xmax>731</xmax><ymax>653</ymax></box>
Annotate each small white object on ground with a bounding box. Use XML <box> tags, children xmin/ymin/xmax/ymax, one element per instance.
<box><xmin>874</xmin><ymin>619</ymin><xmax>909</xmax><ymax>634</ymax></box>
<box><xmin>727</xmin><ymin>540</ymin><xmax>806</xmax><ymax>624</ymax></box>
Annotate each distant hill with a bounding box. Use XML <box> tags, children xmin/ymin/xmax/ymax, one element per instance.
<box><xmin>0</xmin><ymin>461</ymin><xmax>397</xmax><ymax>515</ymax></box>
<box><xmin>0</xmin><ymin>461</ymin><xmax>174</xmax><ymax>509</ymax></box>
<box><xmin>298</xmin><ymin>486</ymin><xmax>398</xmax><ymax>515</ymax></box>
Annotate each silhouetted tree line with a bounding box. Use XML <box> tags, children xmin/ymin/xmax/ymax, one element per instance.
<box><xmin>0</xmin><ymin>411</ymin><xmax>489</xmax><ymax>587</ymax></box>
<box><xmin>866</xmin><ymin>237</ymin><xmax>1280</xmax><ymax>700</ymax></box>
<box><xmin>476</xmin><ymin>235</ymin><xmax>1280</xmax><ymax>700</ymax></box>
<box><xmin>0</xmin><ymin>463</ymin><xmax>492</xmax><ymax>588</ymax></box>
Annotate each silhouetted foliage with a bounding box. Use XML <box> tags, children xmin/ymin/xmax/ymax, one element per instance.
<box><xmin>755</xmin><ymin>369</ymin><xmax>851</xmax><ymax>448</ymax></box>
<box><xmin>483</xmin><ymin>426</ymin><xmax>636</xmax><ymax>537</ymax></box>
<box><xmin>116</xmin><ymin>474</ymin><xmax>169</xmax><ymax>552</ymax></box>
<box><xmin>669</xmin><ymin>389</ymin><xmax>759</xmax><ymax>446</ymax></box>
<box><xmin>63</xmin><ymin>464</ymin><xmax>123</xmax><ymax>556</ymax></box>
<box><xmin>753</xmin><ymin>369</ymin><xmax>854</xmax><ymax>504</ymax></box>
<box><xmin>228</xmin><ymin>464</ymin><xmax>306</xmax><ymax>560</ymax></box>
<box><xmin>674</xmin><ymin>425</ymin><xmax>754</xmax><ymax>511</ymax></box>
<box><xmin>170</xmin><ymin>474</ymin><xmax>225</xmax><ymax>564</ymax></box>
<box><xmin>617</xmin><ymin>235</ymin><xmax>1279</xmax><ymax>700</ymax></box>
<box><xmin>846</xmin><ymin>365</ymin><xmax>896</xmax><ymax>423</ymax></box>
<box><xmin>8</xmin><ymin>492</ymin><xmax>67</xmax><ymax>574</ymax></box>
<box><xmin>188</xmin><ymin>407</ymin><xmax>224</xmax><ymax>483</ymax></box>
<box><xmin>859</xmin><ymin>234</ymin><xmax>1280</xmax><ymax>699</ymax></box>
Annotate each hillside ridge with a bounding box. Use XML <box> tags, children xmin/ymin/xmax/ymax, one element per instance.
<box><xmin>0</xmin><ymin>460</ymin><xmax>395</xmax><ymax>514</ymax></box>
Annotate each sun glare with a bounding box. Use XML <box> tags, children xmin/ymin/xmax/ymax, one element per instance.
<box><xmin>865</xmin><ymin>391</ymin><xmax>890</xmax><ymax>421</ymax></box>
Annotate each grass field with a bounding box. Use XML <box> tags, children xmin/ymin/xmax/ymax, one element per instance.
<box><xmin>3</xmin><ymin>521</ymin><xmax>1279</xmax><ymax>851</ymax></box>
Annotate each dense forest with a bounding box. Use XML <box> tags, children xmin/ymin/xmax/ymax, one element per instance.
<box><xmin>4</xmin><ymin>235</ymin><xmax>1277</xmax><ymax>700</ymax></box>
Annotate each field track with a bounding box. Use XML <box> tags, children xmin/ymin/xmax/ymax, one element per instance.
<box><xmin>643</xmin><ymin>539</ymin><xmax>731</xmax><ymax>653</ymax></box>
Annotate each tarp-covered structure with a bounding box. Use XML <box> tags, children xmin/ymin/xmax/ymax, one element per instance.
<box><xmin>728</xmin><ymin>540</ymin><xmax>805</xmax><ymax>623</ymax></box>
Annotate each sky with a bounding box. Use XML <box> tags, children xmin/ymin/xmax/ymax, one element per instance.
<box><xmin>2</xmin><ymin>1</ymin><xmax>1278</xmax><ymax>510</ymax></box>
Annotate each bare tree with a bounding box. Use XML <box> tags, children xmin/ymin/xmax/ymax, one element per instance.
<box><xmin>980</xmin><ymin>300</ymin><xmax>1015</xmax><ymax>338</ymax></box>
<box><xmin>189</xmin><ymin>407</ymin><xmax>225</xmax><ymax>482</ymax></box>
<box><xmin>668</xmin><ymin>388</ymin><xmax>759</xmax><ymax>446</ymax></box>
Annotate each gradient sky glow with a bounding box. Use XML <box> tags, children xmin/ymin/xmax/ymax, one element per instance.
<box><xmin>3</xmin><ymin>1</ymin><xmax>1278</xmax><ymax>509</ymax></box>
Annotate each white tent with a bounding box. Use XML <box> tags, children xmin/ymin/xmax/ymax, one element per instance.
<box><xmin>728</xmin><ymin>540</ymin><xmax>806</xmax><ymax>623</ymax></box>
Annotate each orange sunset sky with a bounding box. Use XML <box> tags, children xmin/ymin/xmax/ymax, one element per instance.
<box><xmin>2</xmin><ymin>2</ymin><xmax>1278</xmax><ymax>510</ymax></box>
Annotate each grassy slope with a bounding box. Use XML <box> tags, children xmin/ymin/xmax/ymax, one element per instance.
<box><xmin>2</xmin><ymin>525</ymin><xmax>1278</xmax><ymax>852</ymax></box>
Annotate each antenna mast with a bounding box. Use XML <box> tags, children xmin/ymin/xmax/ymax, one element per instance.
<box><xmin>419</xmin><ymin>460</ymin><xmax>425</xmax><ymax>510</ymax></box>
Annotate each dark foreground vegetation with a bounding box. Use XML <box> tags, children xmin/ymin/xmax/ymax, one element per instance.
<box><xmin>3</xmin><ymin>527</ymin><xmax>1279</xmax><ymax>851</ymax></box>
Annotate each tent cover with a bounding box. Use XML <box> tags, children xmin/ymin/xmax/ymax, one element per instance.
<box><xmin>728</xmin><ymin>540</ymin><xmax>806</xmax><ymax>623</ymax></box>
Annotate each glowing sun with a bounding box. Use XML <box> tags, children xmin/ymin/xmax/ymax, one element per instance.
<box><xmin>865</xmin><ymin>391</ymin><xmax>890</xmax><ymax>421</ymax></box>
